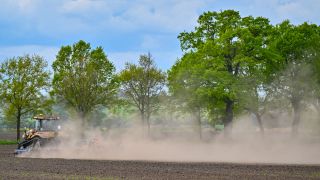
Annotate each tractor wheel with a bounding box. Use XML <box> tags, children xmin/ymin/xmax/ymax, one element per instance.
<box><xmin>32</xmin><ymin>137</ymin><xmax>41</xmax><ymax>151</ymax></box>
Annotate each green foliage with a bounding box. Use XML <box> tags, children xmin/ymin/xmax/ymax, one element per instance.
<box><xmin>0</xmin><ymin>140</ymin><xmax>17</xmax><ymax>145</ymax></box>
<box><xmin>0</xmin><ymin>55</ymin><xmax>51</xmax><ymax>140</ymax></box>
<box><xmin>272</xmin><ymin>21</ymin><xmax>320</xmax><ymax>96</ymax></box>
<box><xmin>171</xmin><ymin>10</ymin><xmax>320</xmax><ymax>135</ymax></box>
<box><xmin>118</xmin><ymin>53</ymin><xmax>166</xmax><ymax>131</ymax></box>
<box><xmin>52</xmin><ymin>40</ymin><xmax>118</xmax><ymax>123</ymax></box>
<box><xmin>170</xmin><ymin>10</ymin><xmax>274</xmax><ymax>129</ymax></box>
<box><xmin>270</xmin><ymin>21</ymin><xmax>320</xmax><ymax>133</ymax></box>
<box><xmin>0</xmin><ymin>10</ymin><xmax>318</xmax><ymax>137</ymax></box>
<box><xmin>168</xmin><ymin>53</ymin><xmax>205</xmax><ymax>110</ymax></box>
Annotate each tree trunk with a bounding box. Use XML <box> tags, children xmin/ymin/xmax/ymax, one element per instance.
<box><xmin>197</xmin><ymin>108</ymin><xmax>202</xmax><ymax>140</ymax></box>
<box><xmin>140</xmin><ymin>111</ymin><xmax>144</xmax><ymax>125</ymax></box>
<box><xmin>146</xmin><ymin>113</ymin><xmax>151</xmax><ymax>137</ymax></box>
<box><xmin>224</xmin><ymin>99</ymin><xmax>233</xmax><ymax>137</ymax></box>
<box><xmin>254</xmin><ymin>112</ymin><xmax>264</xmax><ymax>136</ymax></box>
<box><xmin>140</xmin><ymin>111</ymin><xmax>147</xmax><ymax>137</ymax></box>
<box><xmin>79</xmin><ymin>111</ymin><xmax>86</xmax><ymax>128</ymax></box>
<box><xmin>78</xmin><ymin>110</ymin><xmax>87</xmax><ymax>138</ymax></box>
<box><xmin>314</xmin><ymin>97</ymin><xmax>320</xmax><ymax>122</ymax></box>
<box><xmin>292</xmin><ymin>102</ymin><xmax>301</xmax><ymax>136</ymax></box>
<box><xmin>16</xmin><ymin>111</ymin><xmax>21</xmax><ymax>142</ymax></box>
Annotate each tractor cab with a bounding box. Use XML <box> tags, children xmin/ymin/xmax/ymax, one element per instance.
<box><xmin>34</xmin><ymin>115</ymin><xmax>61</xmax><ymax>132</ymax></box>
<box><xmin>15</xmin><ymin>114</ymin><xmax>62</xmax><ymax>155</ymax></box>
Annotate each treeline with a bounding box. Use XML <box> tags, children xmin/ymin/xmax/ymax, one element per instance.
<box><xmin>1</xmin><ymin>10</ymin><xmax>320</xmax><ymax>140</ymax></box>
<box><xmin>169</xmin><ymin>10</ymin><xmax>320</xmax><ymax>137</ymax></box>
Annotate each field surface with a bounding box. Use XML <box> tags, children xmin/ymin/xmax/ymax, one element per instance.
<box><xmin>1</xmin><ymin>132</ymin><xmax>320</xmax><ymax>179</ymax></box>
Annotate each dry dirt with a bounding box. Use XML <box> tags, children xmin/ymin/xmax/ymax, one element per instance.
<box><xmin>0</xmin><ymin>131</ymin><xmax>17</xmax><ymax>140</ymax></box>
<box><xmin>0</xmin><ymin>145</ymin><xmax>320</xmax><ymax>179</ymax></box>
<box><xmin>1</xmin><ymin>132</ymin><xmax>320</xmax><ymax>179</ymax></box>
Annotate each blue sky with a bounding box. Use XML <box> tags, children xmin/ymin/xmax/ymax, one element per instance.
<box><xmin>0</xmin><ymin>0</ymin><xmax>319</xmax><ymax>71</ymax></box>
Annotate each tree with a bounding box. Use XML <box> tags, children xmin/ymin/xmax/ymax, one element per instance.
<box><xmin>271</xmin><ymin>21</ymin><xmax>320</xmax><ymax>135</ymax></box>
<box><xmin>52</xmin><ymin>40</ymin><xmax>118</xmax><ymax>126</ymax></box>
<box><xmin>312</xmin><ymin>50</ymin><xmax>320</xmax><ymax>115</ymax></box>
<box><xmin>176</xmin><ymin>10</ymin><xmax>273</xmax><ymax>135</ymax></box>
<box><xmin>0</xmin><ymin>55</ymin><xmax>51</xmax><ymax>141</ymax></box>
<box><xmin>237</xmin><ymin>18</ymin><xmax>281</xmax><ymax>135</ymax></box>
<box><xmin>168</xmin><ymin>52</ymin><xmax>209</xmax><ymax>139</ymax></box>
<box><xmin>118</xmin><ymin>53</ymin><xmax>166</xmax><ymax>135</ymax></box>
<box><xmin>240</xmin><ymin>79</ymin><xmax>275</xmax><ymax>135</ymax></box>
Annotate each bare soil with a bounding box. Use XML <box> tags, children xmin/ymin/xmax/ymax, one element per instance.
<box><xmin>0</xmin><ymin>131</ymin><xmax>17</xmax><ymax>140</ymax></box>
<box><xmin>1</xmin><ymin>132</ymin><xmax>320</xmax><ymax>179</ymax></box>
<box><xmin>0</xmin><ymin>145</ymin><xmax>319</xmax><ymax>179</ymax></box>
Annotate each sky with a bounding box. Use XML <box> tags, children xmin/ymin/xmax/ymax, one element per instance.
<box><xmin>0</xmin><ymin>0</ymin><xmax>319</xmax><ymax>71</ymax></box>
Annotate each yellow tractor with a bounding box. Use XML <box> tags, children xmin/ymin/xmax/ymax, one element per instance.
<box><xmin>14</xmin><ymin>114</ymin><xmax>62</xmax><ymax>155</ymax></box>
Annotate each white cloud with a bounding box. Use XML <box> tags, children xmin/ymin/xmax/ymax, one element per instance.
<box><xmin>0</xmin><ymin>0</ymin><xmax>318</xmax><ymax>73</ymax></box>
<box><xmin>62</xmin><ymin>0</ymin><xmax>100</xmax><ymax>12</ymax></box>
<box><xmin>0</xmin><ymin>45</ymin><xmax>179</xmax><ymax>72</ymax></box>
<box><xmin>0</xmin><ymin>0</ymin><xmax>209</xmax><ymax>36</ymax></box>
<box><xmin>0</xmin><ymin>45</ymin><xmax>59</xmax><ymax>65</ymax></box>
<box><xmin>108</xmin><ymin>51</ymin><xmax>146</xmax><ymax>72</ymax></box>
<box><xmin>113</xmin><ymin>0</ymin><xmax>206</xmax><ymax>32</ymax></box>
<box><xmin>108</xmin><ymin>50</ymin><xmax>180</xmax><ymax>72</ymax></box>
<box><xmin>17</xmin><ymin>0</ymin><xmax>38</xmax><ymax>12</ymax></box>
<box><xmin>248</xmin><ymin>0</ymin><xmax>320</xmax><ymax>24</ymax></box>
<box><xmin>1</xmin><ymin>0</ymin><xmax>319</xmax><ymax>36</ymax></box>
<box><xmin>140</xmin><ymin>35</ymin><xmax>162</xmax><ymax>50</ymax></box>
<box><xmin>61</xmin><ymin>0</ymin><xmax>125</xmax><ymax>13</ymax></box>
<box><xmin>276</xmin><ymin>0</ymin><xmax>320</xmax><ymax>23</ymax></box>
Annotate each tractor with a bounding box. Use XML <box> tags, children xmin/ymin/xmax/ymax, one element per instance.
<box><xmin>14</xmin><ymin>114</ymin><xmax>62</xmax><ymax>155</ymax></box>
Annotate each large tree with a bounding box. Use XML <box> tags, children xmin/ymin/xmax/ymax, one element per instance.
<box><xmin>271</xmin><ymin>21</ymin><xmax>320</xmax><ymax>134</ymax></box>
<box><xmin>237</xmin><ymin>16</ymin><xmax>281</xmax><ymax>135</ymax></box>
<box><xmin>0</xmin><ymin>55</ymin><xmax>51</xmax><ymax>141</ymax></box>
<box><xmin>52</xmin><ymin>40</ymin><xmax>118</xmax><ymax>126</ymax></box>
<box><xmin>312</xmin><ymin>49</ymin><xmax>320</xmax><ymax>115</ymax></box>
<box><xmin>168</xmin><ymin>52</ymin><xmax>209</xmax><ymax>139</ymax></box>
<box><xmin>118</xmin><ymin>53</ymin><xmax>166</xmax><ymax>134</ymax></box>
<box><xmin>175</xmin><ymin>10</ymin><xmax>273</xmax><ymax>135</ymax></box>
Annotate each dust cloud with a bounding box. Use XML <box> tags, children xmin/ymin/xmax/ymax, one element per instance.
<box><xmin>20</xmin><ymin>114</ymin><xmax>320</xmax><ymax>165</ymax></box>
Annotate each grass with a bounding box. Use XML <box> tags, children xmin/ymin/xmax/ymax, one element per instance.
<box><xmin>0</xmin><ymin>140</ymin><xmax>17</xmax><ymax>145</ymax></box>
<box><xmin>310</xmin><ymin>171</ymin><xmax>320</xmax><ymax>178</ymax></box>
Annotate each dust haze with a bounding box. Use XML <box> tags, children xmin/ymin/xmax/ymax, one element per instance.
<box><xmin>20</xmin><ymin>112</ymin><xmax>320</xmax><ymax>164</ymax></box>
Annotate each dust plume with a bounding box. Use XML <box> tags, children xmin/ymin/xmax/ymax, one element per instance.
<box><xmin>20</xmin><ymin>114</ymin><xmax>320</xmax><ymax>164</ymax></box>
